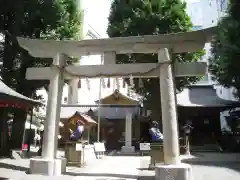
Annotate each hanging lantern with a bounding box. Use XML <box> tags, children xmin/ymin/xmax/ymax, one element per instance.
<box><xmin>107</xmin><ymin>78</ymin><xmax>110</xmax><ymax>88</ymax></box>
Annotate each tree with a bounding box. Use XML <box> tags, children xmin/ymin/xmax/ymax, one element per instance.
<box><xmin>107</xmin><ymin>0</ymin><xmax>204</xmax><ymax>123</ymax></box>
<box><xmin>0</xmin><ymin>0</ymin><xmax>81</xmax><ymax>153</ymax></box>
<box><xmin>0</xmin><ymin>0</ymin><xmax>25</xmax><ymax>156</ymax></box>
<box><xmin>209</xmin><ymin>0</ymin><xmax>240</xmax><ymax>98</ymax></box>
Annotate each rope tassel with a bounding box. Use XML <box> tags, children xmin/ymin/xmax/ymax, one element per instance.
<box><xmin>107</xmin><ymin>78</ymin><xmax>110</xmax><ymax>88</ymax></box>
<box><xmin>78</xmin><ymin>79</ymin><xmax>81</xmax><ymax>89</ymax></box>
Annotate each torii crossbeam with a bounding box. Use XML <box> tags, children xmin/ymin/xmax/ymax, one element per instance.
<box><xmin>17</xmin><ymin>27</ymin><xmax>216</xmax><ymax>179</ymax></box>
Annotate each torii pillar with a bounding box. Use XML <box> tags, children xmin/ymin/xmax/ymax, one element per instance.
<box><xmin>29</xmin><ymin>54</ymin><xmax>66</xmax><ymax>176</ymax></box>
<box><xmin>156</xmin><ymin>48</ymin><xmax>192</xmax><ymax>180</ymax></box>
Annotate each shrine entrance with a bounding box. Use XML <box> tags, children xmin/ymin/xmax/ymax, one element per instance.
<box><xmin>104</xmin><ymin>121</ymin><xmax>122</xmax><ymax>150</ymax></box>
<box><xmin>95</xmin><ymin>89</ymin><xmax>140</xmax><ymax>151</ymax></box>
<box><xmin>17</xmin><ymin>26</ymin><xmax>216</xmax><ymax>179</ymax></box>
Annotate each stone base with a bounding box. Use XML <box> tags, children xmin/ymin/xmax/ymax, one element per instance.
<box><xmin>121</xmin><ymin>146</ymin><xmax>135</xmax><ymax>153</ymax></box>
<box><xmin>155</xmin><ymin>163</ymin><xmax>192</xmax><ymax>180</ymax></box>
<box><xmin>184</xmin><ymin>151</ymin><xmax>191</xmax><ymax>156</ymax></box>
<box><xmin>29</xmin><ymin>157</ymin><xmax>66</xmax><ymax>176</ymax></box>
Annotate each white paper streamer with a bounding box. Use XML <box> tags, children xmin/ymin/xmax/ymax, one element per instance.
<box><xmin>116</xmin><ymin>78</ymin><xmax>120</xmax><ymax>90</ymax></box>
<box><xmin>86</xmin><ymin>78</ymin><xmax>91</xmax><ymax>90</ymax></box>
<box><xmin>101</xmin><ymin>78</ymin><xmax>106</xmax><ymax>89</ymax></box>
<box><xmin>138</xmin><ymin>78</ymin><xmax>144</xmax><ymax>88</ymax></box>
<box><xmin>112</xmin><ymin>78</ymin><xmax>116</xmax><ymax>90</ymax></box>
<box><xmin>123</xmin><ymin>79</ymin><xmax>126</xmax><ymax>88</ymax></box>
<box><xmin>129</xmin><ymin>75</ymin><xmax>134</xmax><ymax>88</ymax></box>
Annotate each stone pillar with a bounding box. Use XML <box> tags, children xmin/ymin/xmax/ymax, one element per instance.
<box><xmin>156</xmin><ymin>48</ymin><xmax>192</xmax><ymax>180</ymax></box>
<box><xmin>125</xmin><ymin>113</ymin><xmax>132</xmax><ymax>147</ymax></box>
<box><xmin>53</xmin><ymin>54</ymin><xmax>67</xmax><ymax>156</ymax></box>
<box><xmin>54</xmin><ymin>54</ymin><xmax>67</xmax><ymax>173</ymax></box>
<box><xmin>121</xmin><ymin>113</ymin><xmax>135</xmax><ymax>153</ymax></box>
<box><xmin>158</xmin><ymin>48</ymin><xmax>180</xmax><ymax>164</ymax></box>
<box><xmin>29</xmin><ymin>54</ymin><xmax>65</xmax><ymax>176</ymax></box>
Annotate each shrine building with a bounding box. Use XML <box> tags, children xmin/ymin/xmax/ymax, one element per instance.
<box><xmin>60</xmin><ymin>89</ymin><xmax>141</xmax><ymax>151</ymax></box>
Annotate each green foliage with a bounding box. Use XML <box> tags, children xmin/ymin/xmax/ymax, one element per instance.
<box><xmin>0</xmin><ymin>0</ymin><xmax>81</xmax><ymax>96</ymax></box>
<box><xmin>107</xmin><ymin>0</ymin><xmax>204</xmax><ymax>112</ymax></box>
<box><xmin>0</xmin><ymin>0</ymin><xmax>82</xmax><ymax>151</ymax></box>
<box><xmin>209</xmin><ymin>0</ymin><xmax>240</xmax><ymax>98</ymax></box>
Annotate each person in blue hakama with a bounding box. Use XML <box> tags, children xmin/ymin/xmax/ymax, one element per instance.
<box><xmin>149</xmin><ymin>121</ymin><xmax>164</xmax><ymax>143</ymax></box>
<box><xmin>70</xmin><ymin>121</ymin><xmax>84</xmax><ymax>141</ymax></box>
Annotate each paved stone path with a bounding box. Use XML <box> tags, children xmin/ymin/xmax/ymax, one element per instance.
<box><xmin>0</xmin><ymin>153</ymin><xmax>240</xmax><ymax>180</ymax></box>
<box><xmin>184</xmin><ymin>153</ymin><xmax>240</xmax><ymax>180</ymax></box>
<box><xmin>192</xmin><ymin>164</ymin><xmax>240</xmax><ymax>180</ymax></box>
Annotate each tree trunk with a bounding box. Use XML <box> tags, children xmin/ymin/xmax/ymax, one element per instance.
<box><xmin>10</xmin><ymin>52</ymin><xmax>33</xmax><ymax>149</ymax></box>
<box><xmin>10</xmin><ymin>109</ymin><xmax>27</xmax><ymax>149</ymax></box>
<box><xmin>0</xmin><ymin>109</ymin><xmax>11</xmax><ymax>157</ymax></box>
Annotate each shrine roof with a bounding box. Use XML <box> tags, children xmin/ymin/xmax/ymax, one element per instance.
<box><xmin>17</xmin><ymin>27</ymin><xmax>216</xmax><ymax>58</ymax></box>
<box><xmin>95</xmin><ymin>89</ymin><xmax>139</xmax><ymax>105</ymax></box>
<box><xmin>60</xmin><ymin>104</ymin><xmax>140</xmax><ymax>120</ymax></box>
<box><xmin>0</xmin><ymin>80</ymin><xmax>42</xmax><ymax>107</ymax></box>
<box><xmin>177</xmin><ymin>85</ymin><xmax>240</xmax><ymax>108</ymax></box>
<box><xmin>60</xmin><ymin>110</ymin><xmax>97</xmax><ymax>125</ymax></box>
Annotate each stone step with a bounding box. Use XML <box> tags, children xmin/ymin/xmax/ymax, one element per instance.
<box><xmin>191</xmin><ymin>144</ymin><xmax>222</xmax><ymax>152</ymax></box>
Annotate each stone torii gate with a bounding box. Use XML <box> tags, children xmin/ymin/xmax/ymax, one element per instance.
<box><xmin>17</xmin><ymin>27</ymin><xmax>215</xmax><ymax>179</ymax></box>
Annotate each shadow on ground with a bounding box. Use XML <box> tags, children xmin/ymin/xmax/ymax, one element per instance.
<box><xmin>182</xmin><ymin>153</ymin><xmax>240</xmax><ymax>173</ymax></box>
<box><xmin>0</xmin><ymin>161</ymin><xmax>150</xmax><ymax>179</ymax></box>
<box><xmin>64</xmin><ymin>172</ymin><xmax>143</xmax><ymax>179</ymax></box>
<box><xmin>0</xmin><ymin>162</ymin><xmax>28</xmax><ymax>172</ymax></box>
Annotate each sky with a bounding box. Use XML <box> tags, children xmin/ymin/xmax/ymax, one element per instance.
<box><xmin>186</xmin><ymin>0</ymin><xmax>200</xmax><ymax>2</ymax></box>
<box><xmin>84</xmin><ymin>0</ymin><xmax>203</xmax><ymax>38</ymax></box>
<box><xmin>0</xmin><ymin>0</ymin><xmax>202</xmax><ymax>41</ymax></box>
<box><xmin>82</xmin><ymin>0</ymin><xmax>111</xmax><ymax>38</ymax></box>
